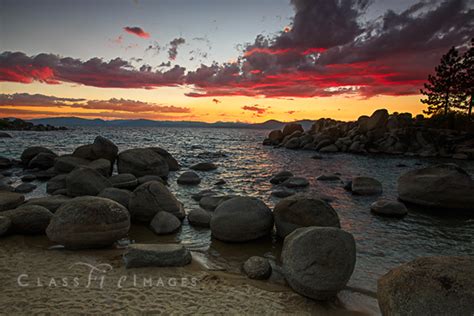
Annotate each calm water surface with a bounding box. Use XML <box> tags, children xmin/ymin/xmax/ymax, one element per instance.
<box><xmin>2</xmin><ymin>127</ymin><xmax>474</xmax><ymax>296</ymax></box>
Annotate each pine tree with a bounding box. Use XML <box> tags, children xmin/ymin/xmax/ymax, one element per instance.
<box><xmin>457</xmin><ymin>39</ymin><xmax>473</xmax><ymax>118</ymax></box>
<box><xmin>421</xmin><ymin>47</ymin><xmax>461</xmax><ymax>116</ymax></box>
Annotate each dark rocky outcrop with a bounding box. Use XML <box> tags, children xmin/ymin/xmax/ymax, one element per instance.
<box><xmin>117</xmin><ymin>148</ymin><xmax>169</xmax><ymax>178</ymax></box>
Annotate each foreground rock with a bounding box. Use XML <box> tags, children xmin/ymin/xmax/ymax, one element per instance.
<box><xmin>187</xmin><ymin>209</ymin><xmax>212</xmax><ymax>227</ymax></box>
<box><xmin>0</xmin><ymin>191</ymin><xmax>24</xmax><ymax>211</ymax></box>
<box><xmin>243</xmin><ymin>256</ymin><xmax>272</xmax><ymax>280</ymax></box>
<box><xmin>370</xmin><ymin>199</ymin><xmax>408</xmax><ymax>217</ymax></box>
<box><xmin>398</xmin><ymin>164</ymin><xmax>474</xmax><ymax>212</ymax></box>
<box><xmin>117</xmin><ymin>148</ymin><xmax>169</xmax><ymax>178</ymax></box>
<box><xmin>177</xmin><ymin>171</ymin><xmax>201</xmax><ymax>185</ymax></box>
<box><xmin>123</xmin><ymin>244</ymin><xmax>192</xmax><ymax>268</ymax></box>
<box><xmin>128</xmin><ymin>181</ymin><xmax>184</xmax><ymax>222</ymax></box>
<box><xmin>73</xmin><ymin>136</ymin><xmax>118</xmax><ymax>163</ymax></box>
<box><xmin>351</xmin><ymin>176</ymin><xmax>383</xmax><ymax>195</ymax></box>
<box><xmin>274</xmin><ymin>195</ymin><xmax>340</xmax><ymax>238</ymax></box>
<box><xmin>149</xmin><ymin>212</ymin><xmax>181</xmax><ymax>235</ymax></box>
<box><xmin>282</xmin><ymin>227</ymin><xmax>356</xmax><ymax>300</ymax></box>
<box><xmin>21</xmin><ymin>147</ymin><xmax>55</xmax><ymax>166</ymax></box>
<box><xmin>66</xmin><ymin>167</ymin><xmax>111</xmax><ymax>197</ymax></box>
<box><xmin>46</xmin><ymin>196</ymin><xmax>130</xmax><ymax>249</ymax></box>
<box><xmin>210</xmin><ymin>197</ymin><xmax>273</xmax><ymax>242</ymax></box>
<box><xmin>190</xmin><ymin>162</ymin><xmax>217</xmax><ymax>171</ymax></box>
<box><xmin>2</xmin><ymin>205</ymin><xmax>53</xmax><ymax>234</ymax></box>
<box><xmin>377</xmin><ymin>256</ymin><xmax>474</xmax><ymax>315</ymax></box>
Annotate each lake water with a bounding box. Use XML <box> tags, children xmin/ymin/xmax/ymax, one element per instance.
<box><xmin>2</xmin><ymin>127</ymin><xmax>474</xmax><ymax>299</ymax></box>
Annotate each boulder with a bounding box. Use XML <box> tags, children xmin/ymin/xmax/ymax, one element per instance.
<box><xmin>123</xmin><ymin>244</ymin><xmax>191</xmax><ymax>268</ymax></box>
<box><xmin>54</xmin><ymin>155</ymin><xmax>89</xmax><ymax>174</ymax></box>
<box><xmin>285</xmin><ymin>137</ymin><xmax>301</xmax><ymax>149</ymax></box>
<box><xmin>274</xmin><ymin>195</ymin><xmax>341</xmax><ymax>238</ymax></box>
<box><xmin>243</xmin><ymin>256</ymin><xmax>272</xmax><ymax>280</ymax></box>
<box><xmin>377</xmin><ymin>256</ymin><xmax>474</xmax><ymax>316</ymax></box>
<box><xmin>199</xmin><ymin>195</ymin><xmax>234</xmax><ymax>211</ymax></box>
<box><xmin>128</xmin><ymin>181</ymin><xmax>184</xmax><ymax>222</ymax></box>
<box><xmin>14</xmin><ymin>183</ymin><xmax>37</xmax><ymax>193</ymax></box>
<box><xmin>190</xmin><ymin>162</ymin><xmax>217</xmax><ymax>171</ymax></box>
<box><xmin>177</xmin><ymin>171</ymin><xmax>201</xmax><ymax>185</ymax></box>
<box><xmin>271</xmin><ymin>188</ymin><xmax>295</xmax><ymax>198</ymax></box>
<box><xmin>363</xmin><ymin>109</ymin><xmax>389</xmax><ymax>131</ymax></box>
<box><xmin>282</xmin><ymin>123</ymin><xmax>303</xmax><ymax>137</ymax></box>
<box><xmin>0</xmin><ymin>216</ymin><xmax>11</xmax><ymax>236</ymax></box>
<box><xmin>281</xmin><ymin>177</ymin><xmax>309</xmax><ymax>188</ymax></box>
<box><xmin>187</xmin><ymin>209</ymin><xmax>212</xmax><ymax>227</ymax></box>
<box><xmin>110</xmin><ymin>173</ymin><xmax>138</xmax><ymax>189</ymax></box>
<box><xmin>72</xmin><ymin>144</ymin><xmax>94</xmax><ymax>160</ymax></box>
<box><xmin>398</xmin><ymin>164</ymin><xmax>474</xmax><ymax>212</ymax></box>
<box><xmin>21</xmin><ymin>147</ymin><xmax>54</xmax><ymax>165</ymax></box>
<box><xmin>46</xmin><ymin>196</ymin><xmax>130</xmax><ymax>249</ymax></box>
<box><xmin>137</xmin><ymin>175</ymin><xmax>166</xmax><ymax>185</ymax></box>
<box><xmin>34</xmin><ymin>168</ymin><xmax>57</xmax><ymax>181</ymax></box>
<box><xmin>46</xmin><ymin>174</ymin><xmax>67</xmax><ymax>194</ymax></box>
<box><xmin>270</xmin><ymin>171</ymin><xmax>293</xmax><ymax>185</ymax></box>
<box><xmin>87</xmin><ymin>158</ymin><xmax>112</xmax><ymax>177</ymax></box>
<box><xmin>117</xmin><ymin>148</ymin><xmax>169</xmax><ymax>178</ymax></box>
<box><xmin>149</xmin><ymin>212</ymin><xmax>181</xmax><ymax>235</ymax></box>
<box><xmin>98</xmin><ymin>188</ymin><xmax>132</xmax><ymax>208</ymax></box>
<box><xmin>66</xmin><ymin>167</ymin><xmax>111</xmax><ymax>197</ymax></box>
<box><xmin>28</xmin><ymin>152</ymin><xmax>57</xmax><ymax>170</ymax></box>
<box><xmin>23</xmin><ymin>195</ymin><xmax>71</xmax><ymax>212</ymax></box>
<box><xmin>268</xmin><ymin>130</ymin><xmax>283</xmax><ymax>143</ymax></box>
<box><xmin>148</xmin><ymin>147</ymin><xmax>180</xmax><ymax>171</ymax></box>
<box><xmin>351</xmin><ymin>176</ymin><xmax>383</xmax><ymax>195</ymax></box>
<box><xmin>0</xmin><ymin>191</ymin><xmax>24</xmax><ymax>211</ymax></box>
<box><xmin>282</xmin><ymin>227</ymin><xmax>356</xmax><ymax>300</ymax></box>
<box><xmin>2</xmin><ymin>205</ymin><xmax>53</xmax><ymax>234</ymax></box>
<box><xmin>210</xmin><ymin>197</ymin><xmax>273</xmax><ymax>242</ymax></box>
<box><xmin>370</xmin><ymin>199</ymin><xmax>408</xmax><ymax>217</ymax></box>
<box><xmin>91</xmin><ymin>136</ymin><xmax>118</xmax><ymax>162</ymax></box>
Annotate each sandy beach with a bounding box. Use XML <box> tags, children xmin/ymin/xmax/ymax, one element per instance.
<box><xmin>0</xmin><ymin>234</ymin><xmax>379</xmax><ymax>315</ymax></box>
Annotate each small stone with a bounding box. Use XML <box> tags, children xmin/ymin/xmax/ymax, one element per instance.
<box><xmin>243</xmin><ymin>256</ymin><xmax>272</xmax><ymax>280</ymax></box>
<box><xmin>187</xmin><ymin>209</ymin><xmax>212</xmax><ymax>227</ymax></box>
<box><xmin>149</xmin><ymin>212</ymin><xmax>181</xmax><ymax>235</ymax></box>
<box><xmin>190</xmin><ymin>162</ymin><xmax>217</xmax><ymax>171</ymax></box>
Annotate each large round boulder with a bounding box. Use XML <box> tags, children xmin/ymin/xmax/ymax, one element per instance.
<box><xmin>210</xmin><ymin>197</ymin><xmax>273</xmax><ymax>242</ymax></box>
<box><xmin>28</xmin><ymin>152</ymin><xmax>57</xmax><ymax>170</ymax></box>
<box><xmin>148</xmin><ymin>147</ymin><xmax>180</xmax><ymax>171</ymax></box>
<box><xmin>98</xmin><ymin>188</ymin><xmax>132</xmax><ymax>208</ymax></box>
<box><xmin>378</xmin><ymin>256</ymin><xmax>474</xmax><ymax>315</ymax></box>
<box><xmin>177</xmin><ymin>171</ymin><xmax>201</xmax><ymax>185</ymax></box>
<box><xmin>91</xmin><ymin>136</ymin><xmax>118</xmax><ymax>162</ymax></box>
<box><xmin>187</xmin><ymin>208</ymin><xmax>212</xmax><ymax>227</ymax></box>
<box><xmin>0</xmin><ymin>191</ymin><xmax>24</xmax><ymax>211</ymax></box>
<box><xmin>149</xmin><ymin>211</ymin><xmax>181</xmax><ymax>235</ymax></box>
<box><xmin>398</xmin><ymin>164</ymin><xmax>474</xmax><ymax>212</ymax></box>
<box><xmin>282</xmin><ymin>123</ymin><xmax>303</xmax><ymax>137</ymax></box>
<box><xmin>243</xmin><ymin>256</ymin><xmax>272</xmax><ymax>280</ymax></box>
<box><xmin>274</xmin><ymin>195</ymin><xmax>341</xmax><ymax>238</ymax></box>
<box><xmin>2</xmin><ymin>205</ymin><xmax>52</xmax><ymax>234</ymax></box>
<box><xmin>46</xmin><ymin>196</ymin><xmax>130</xmax><ymax>249</ymax></box>
<box><xmin>54</xmin><ymin>155</ymin><xmax>90</xmax><ymax>174</ymax></box>
<box><xmin>282</xmin><ymin>227</ymin><xmax>356</xmax><ymax>300</ymax></box>
<box><xmin>128</xmin><ymin>181</ymin><xmax>184</xmax><ymax>222</ymax></box>
<box><xmin>66</xmin><ymin>167</ymin><xmax>111</xmax><ymax>197</ymax></box>
<box><xmin>117</xmin><ymin>148</ymin><xmax>169</xmax><ymax>178</ymax></box>
<box><xmin>268</xmin><ymin>130</ymin><xmax>283</xmax><ymax>143</ymax></box>
<box><xmin>21</xmin><ymin>146</ymin><xmax>54</xmax><ymax>166</ymax></box>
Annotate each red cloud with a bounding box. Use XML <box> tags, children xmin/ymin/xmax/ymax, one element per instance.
<box><xmin>123</xmin><ymin>26</ymin><xmax>150</xmax><ymax>39</ymax></box>
<box><xmin>242</xmin><ymin>104</ymin><xmax>266</xmax><ymax>114</ymax></box>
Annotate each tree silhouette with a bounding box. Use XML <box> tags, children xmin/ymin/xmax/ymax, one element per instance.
<box><xmin>421</xmin><ymin>47</ymin><xmax>461</xmax><ymax>116</ymax></box>
<box><xmin>457</xmin><ymin>39</ymin><xmax>473</xmax><ymax>118</ymax></box>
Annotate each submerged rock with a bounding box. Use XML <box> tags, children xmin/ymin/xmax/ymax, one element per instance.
<box><xmin>377</xmin><ymin>256</ymin><xmax>474</xmax><ymax>315</ymax></box>
<box><xmin>177</xmin><ymin>171</ymin><xmax>201</xmax><ymax>185</ymax></box>
<box><xmin>210</xmin><ymin>197</ymin><xmax>273</xmax><ymax>242</ymax></box>
<box><xmin>351</xmin><ymin>176</ymin><xmax>383</xmax><ymax>195</ymax></box>
<box><xmin>398</xmin><ymin>164</ymin><xmax>474</xmax><ymax>212</ymax></box>
<box><xmin>190</xmin><ymin>162</ymin><xmax>217</xmax><ymax>171</ymax></box>
<box><xmin>243</xmin><ymin>256</ymin><xmax>272</xmax><ymax>280</ymax></box>
<box><xmin>282</xmin><ymin>227</ymin><xmax>356</xmax><ymax>300</ymax></box>
<box><xmin>149</xmin><ymin>212</ymin><xmax>181</xmax><ymax>235</ymax></box>
<box><xmin>123</xmin><ymin>244</ymin><xmax>192</xmax><ymax>268</ymax></box>
<box><xmin>117</xmin><ymin>148</ymin><xmax>169</xmax><ymax>178</ymax></box>
<box><xmin>271</xmin><ymin>187</ymin><xmax>295</xmax><ymax>198</ymax></box>
<box><xmin>270</xmin><ymin>171</ymin><xmax>293</xmax><ymax>184</ymax></box>
<box><xmin>274</xmin><ymin>195</ymin><xmax>340</xmax><ymax>238</ymax></box>
<box><xmin>281</xmin><ymin>177</ymin><xmax>309</xmax><ymax>188</ymax></box>
<box><xmin>370</xmin><ymin>199</ymin><xmax>408</xmax><ymax>217</ymax></box>
<box><xmin>46</xmin><ymin>196</ymin><xmax>130</xmax><ymax>249</ymax></box>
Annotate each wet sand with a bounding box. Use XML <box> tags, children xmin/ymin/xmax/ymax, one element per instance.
<box><xmin>0</xmin><ymin>234</ymin><xmax>379</xmax><ymax>315</ymax></box>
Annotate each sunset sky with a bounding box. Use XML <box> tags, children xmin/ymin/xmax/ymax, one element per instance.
<box><xmin>1</xmin><ymin>0</ymin><xmax>472</xmax><ymax>123</ymax></box>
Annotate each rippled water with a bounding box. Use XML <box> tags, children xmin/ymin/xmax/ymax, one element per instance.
<box><xmin>2</xmin><ymin>127</ymin><xmax>474</xmax><ymax>295</ymax></box>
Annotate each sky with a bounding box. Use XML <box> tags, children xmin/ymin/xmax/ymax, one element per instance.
<box><xmin>0</xmin><ymin>0</ymin><xmax>473</xmax><ymax>122</ymax></box>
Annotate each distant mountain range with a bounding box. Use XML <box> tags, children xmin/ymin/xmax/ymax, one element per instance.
<box><xmin>28</xmin><ymin>117</ymin><xmax>316</xmax><ymax>130</ymax></box>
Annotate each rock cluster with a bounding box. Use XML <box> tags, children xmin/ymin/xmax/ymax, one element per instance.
<box><xmin>264</xmin><ymin>109</ymin><xmax>474</xmax><ymax>159</ymax></box>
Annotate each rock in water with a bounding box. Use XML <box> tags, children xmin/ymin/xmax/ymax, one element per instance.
<box><xmin>98</xmin><ymin>188</ymin><xmax>132</xmax><ymax>208</ymax></box>
<box><xmin>377</xmin><ymin>256</ymin><xmax>474</xmax><ymax>315</ymax></box>
<box><xmin>190</xmin><ymin>162</ymin><xmax>217</xmax><ymax>171</ymax></box>
<box><xmin>274</xmin><ymin>195</ymin><xmax>341</xmax><ymax>238</ymax></box>
<box><xmin>270</xmin><ymin>171</ymin><xmax>293</xmax><ymax>184</ymax></box>
<box><xmin>398</xmin><ymin>164</ymin><xmax>474</xmax><ymax>212</ymax></box>
<box><xmin>54</xmin><ymin>155</ymin><xmax>90</xmax><ymax>174</ymax></box>
<box><xmin>66</xmin><ymin>167</ymin><xmax>111</xmax><ymax>197</ymax></box>
<box><xmin>210</xmin><ymin>197</ymin><xmax>273</xmax><ymax>242</ymax></box>
<box><xmin>128</xmin><ymin>181</ymin><xmax>184</xmax><ymax>222</ymax></box>
<box><xmin>148</xmin><ymin>147</ymin><xmax>180</xmax><ymax>171</ymax></box>
<box><xmin>281</xmin><ymin>177</ymin><xmax>309</xmax><ymax>188</ymax></box>
<box><xmin>282</xmin><ymin>123</ymin><xmax>303</xmax><ymax>137</ymax></box>
<box><xmin>91</xmin><ymin>136</ymin><xmax>118</xmax><ymax>163</ymax></box>
<box><xmin>187</xmin><ymin>209</ymin><xmax>212</xmax><ymax>227</ymax></box>
<box><xmin>46</xmin><ymin>196</ymin><xmax>130</xmax><ymax>249</ymax></box>
<box><xmin>177</xmin><ymin>171</ymin><xmax>201</xmax><ymax>185</ymax></box>
<box><xmin>149</xmin><ymin>211</ymin><xmax>181</xmax><ymax>235</ymax></box>
<box><xmin>243</xmin><ymin>256</ymin><xmax>272</xmax><ymax>280</ymax></box>
<box><xmin>123</xmin><ymin>244</ymin><xmax>192</xmax><ymax>268</ymax></box>
<box><xmin>21</xmin><ymin>147</ymin><xmax>54</xmax><ymax>166</ymax></box>
<box><xmin>0</xmin><ymin>191</ymin><xmax>24</xmax><ymax>211</ymax></box>
<box><xmin>282</xmin><ymin>227</ymin><xmax>356</xmax><ymax>300</ymax></box>
<box><xmin>28</xmin><ymin>152</ymin><xmax>57</xmax><ymax>170</ymax></box>
<box><xmin>117</xmin><ymin>148</ymin><xmax>169</xmax><ymax>178</ymax></box>
<box><xmin>0</xmin><ymin>216</ymin><xmax>11</xmax><ymax>236</ymax></box>
<box><xmin>2</xmin><ymin>205</ymin><xmax>53</xmax><ymax>234</ymax></box>
<box><xmin>370</xmin><ymin>199</ymin><xmax>408</xmax><ymax>217</ymax></box>
<box><xmin>351</xmin><ymin>177</ymin><xmax>383</xmax><ymax>195</ymax></box>
<box><xmin>271</xmin><ymin>188</ymin><xmax>295</xmax><ymax>198</ymax></box>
